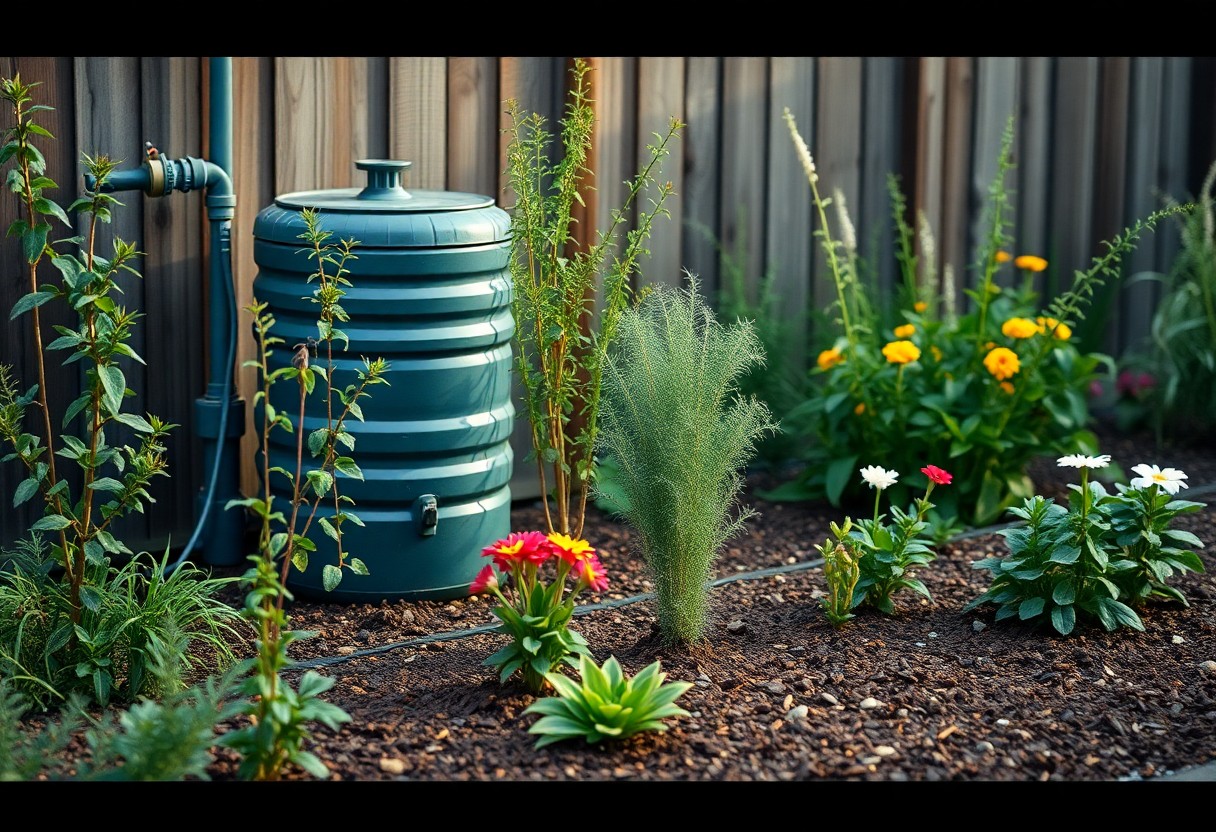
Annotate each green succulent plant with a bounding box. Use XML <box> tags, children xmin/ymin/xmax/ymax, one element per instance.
<box><xmin>524</xmin><ymin>654</ymin><xmax>692</xmax><ymax>748</ymax></box>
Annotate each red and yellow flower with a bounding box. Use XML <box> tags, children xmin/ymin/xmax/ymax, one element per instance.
<box><xmin>470</xmin><ymin>564</ymin><xmax>499</xmax><ymax>595</ymax></box>
<box><xmin>547</xmin><ymin>532</ymin><xmax>596</xmax><ymax>565</ymax></box>
<box><xmin>577</xmin><ymin>554</ymin><xmax>610</xmax><ymax>593</ymax></box>
<box><xmin>481</xmin><ymin>530</ymin><xmax>552</xmax><ymax>570</ymax></box>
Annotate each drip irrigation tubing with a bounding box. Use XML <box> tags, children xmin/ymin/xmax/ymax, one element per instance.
<box><xmin>291</xmin><ymin>479</ymin><xmax>1216</xmax><ymax>672</ymax></box>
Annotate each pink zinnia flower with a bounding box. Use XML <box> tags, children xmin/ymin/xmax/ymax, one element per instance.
<box><xmin>547</xmin><ymin>532</ymin><xmax>596</xmax><ymax>565</ymax></box>
<box><xmin>481</xmin><ymin>530</ymin><xmax>552</xmax><ymax>570</ymax></box>
<box><xmin>578</xmin><ymin>554</ymin><xmax>609</xmax><ymax>592</ymax></box>
<box><xmin>921</xmin><ymin>465</ymin><xmax>953</xmax><ymax>486</ymax></box>
<box><xmin>470</xmin><ymin>564</ymin><xmax>498</xmax><ymax>595</ymax></box>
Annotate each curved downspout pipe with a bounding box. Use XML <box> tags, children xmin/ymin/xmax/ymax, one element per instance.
<box><xmin>86</xmin><ymin>57</ymin><xmax>244</xmax><ymax>569</ymax></box>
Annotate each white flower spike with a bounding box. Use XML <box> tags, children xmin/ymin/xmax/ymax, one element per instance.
<box><xmin>1057</xmin><ymin>453</ymin><xmax>1111</xmax><ymax>469</ymax></box>
<box><xmin>859</xmin><ymin>465</ymin><xmax>899</xmax><ymax>491</ymax></box>
<box><xmin>1129</xmin><ymin>464</ymin><xmax>1189</xmax><ymax>495</ymax></box>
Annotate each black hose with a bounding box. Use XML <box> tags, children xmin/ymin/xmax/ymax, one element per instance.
<box><xmin>166</xmin><ymin>219</ymin><xmax>237</xmax><ymax>574</ymax></box>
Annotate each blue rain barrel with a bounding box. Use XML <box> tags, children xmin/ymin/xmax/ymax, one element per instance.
<box><xmin>251</xmin><ymin>159</ymin><xmax>513</xmax><ymax>601</ymax></box>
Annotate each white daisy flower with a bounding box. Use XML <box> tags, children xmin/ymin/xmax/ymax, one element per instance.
<box><xmin>1057</xmin><ymin>453</ymin><xmax>1111</xmax><ymax>469</ymax></box>
<box><xmin>859</xmin><ymin>465</ymin><xmax>899</xmax><ymax>491</ymax></box>
<box><xmin>1129</xmin><ymin>463</ymin><xmax>1189</xmax><ymax>495</ymax></box>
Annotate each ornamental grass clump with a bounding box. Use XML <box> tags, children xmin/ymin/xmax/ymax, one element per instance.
<box><xmin>470</xmin><ymin>531</ymin><xmax>607</xmax><ymax>693</ymax></box>
<box><xmin>966</xmin><ymin>454</ymin><xmax>1206</xmax><ymax>635</ymax></box>
<box><xmin>595</xmin><ymin>278</ymin><xmax>777</xmax><ymax>644</ymax></box>
<box><xmin>768</xmin><ymin>109</ymin><xmax>1193</xmax><ymax>526</ymax></box>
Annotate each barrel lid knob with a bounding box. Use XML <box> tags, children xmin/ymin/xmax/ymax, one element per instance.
<box><xmin>356</xmin><ymin>159</ymin><xmax>412</xmax><ymax>201</ymax></box>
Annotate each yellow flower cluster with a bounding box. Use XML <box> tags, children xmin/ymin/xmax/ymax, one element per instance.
<box><xmin>1001</xmin><ymin>317</ymin><xmax>1039</xmax><ymax>339</ymax></box>
<box><xmin>882</xmin><ymin>340</ymin><xmax>921</xmax><ymax>365</ymax></box>
<box><xmin>984</xmin><ymin>346</ymin><xmax>1020</xmax><ymax>381</ymax></box>
<box><xmin>1035</xmin><ymin>316</ymin><xmax>1072</xmax><ymax>340</ymax></box>
<box><xmin>1015</xmin><ymin>255</ymin><xmax>1048</xmax><ymax>272</ymax></box>
<box><xmin>817</xmin><ymin>347</ymin><xmax>845</xmax><ymax>371</ymax></box>
<box><xmin>894</xmin><ymin>323</ymin><xmax>916</xmax><ymax>339</ymax></box>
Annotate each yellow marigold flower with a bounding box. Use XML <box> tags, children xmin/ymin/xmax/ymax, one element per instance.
<box><xmin>882</xmin><ymin>340</ymin><xmax>921</xmax><ymax>365</ymax></box>
<box><xmin>930</xmin><ymin>345</ymin><xmax>943</xmax><ymax>362</ymax></box>
<box><xmin>817</xmin><ymin>347</ymin><xmax>845</xmax><ymax>371</ymax></box>
<box><xmin>985</xmin><ymin>341</ymin><xmax>996</xmax><ymax>351</ymax></box>
<box><xmin>914</xmin><ymin>301</ymin><xmax>928</xmax><ymax>313</ymax></box>
<box><xmin>1015</xmin><ymin>254</ymin><xmax>1048</xmax><ymax>272</ymax></box>
<box><xmin>894</xmin><ymin>323</ymin><xmax>916</xmax><ymax>339</ymax></box>
<box><xmin>995</xmin><ymin>250</ymin><xmax>1012</xmax><ymax>263</ymax></box>
<box><xmin>854</xmin><ymin>402</ymin><xmax>866</xmax><ymax>415</ymax></box>
<box><xmin>1035</xmin><ymin>316</ymin><xmax>1072</xmax><ymax>340</ymax></box>
<box><xmin>984</xmin><ymin>346</ymin><xmax>1021</xmax><ymax>381</ymax></box>
<box><xmin>1001</xmin><ymin>317</ymin><xmax>1039</xmax><ymax>339</ymax></box>
<box><xmin>1000</xmin><ymin>381</ymin><xmax>1015</xmax><ymax>394</ymax></box>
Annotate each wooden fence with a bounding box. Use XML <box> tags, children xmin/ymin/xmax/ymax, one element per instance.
<box><xmin>2</xmin><ymin>55</ymin><xmax>1214</xmax><ymax>551</ymax></box>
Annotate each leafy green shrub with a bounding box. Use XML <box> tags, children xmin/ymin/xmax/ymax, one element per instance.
<box><xmin>523</xmin><ymin>654</ymin><xmax>691</xmax><ymax>748</ymax></box>
<box><xmin>965</xmin><ymin>455</ymin><xmax>1206</xmax><ymax>635</ymax></box>
<box><xmin>1118</xmin><ymin>159</ymin><xmax>1216</xmax><ymax>442</ymax></box>
<box><xmin>815</xmin><ymin>520</ymin><xmax>862</xmax><ymax>628</ymax></box>
<box><xmin>0</xmin><ymin>75</ymin><xmax>245</xmax><ymax>709</ymax></box>
<box><xmin>768</xmin><ymin>110</ymin><xmax>1190</xmax><ymax>525</ymax></box>
<box><xmin>506</xmin><ymin>58</ymin><xmax>682</xmax><ymax>539</ymax></box>
<box><xmin>596</xmin><ymin>278</ymin><xmax>776</xmax><ymax>644</ymax></box>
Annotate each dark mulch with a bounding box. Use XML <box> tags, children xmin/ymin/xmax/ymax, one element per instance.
<box><xmin>193</xmin><ymin>421</ymin><xmax>1216</xmax><ymax>781</ymax></box>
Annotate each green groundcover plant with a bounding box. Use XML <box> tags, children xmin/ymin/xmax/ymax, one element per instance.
<box><xmin>523</xmin><ymin>654</ymin><xmax>692</xmax><ymax>748</ymax></box>
<box><xmin>469</xmin><ymin>530</ymin><xmax>605</xmax><ymax>693</ymax></box>
<box><xmin>767</xmin><ymin>110</ymin><xmax>1191</xmax><ymax>527</ymax></box>
<box><xmin>595</xmin><ymin>278</ymin><xmax>777</xmax><ymax>644</ymax></box>
<box><xmin>965</xmin><ymin>453</ymin><xmax>1206</xmax><ymax>635</ymax></box>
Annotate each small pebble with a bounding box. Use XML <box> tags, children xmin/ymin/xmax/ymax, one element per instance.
<box><xmin>860</xmin><ymin>756</ymin><xmax>882</xmax><ymax>766</ymax></box>
<box><xmin>972</xmin><ymin>620</ymin><xmax>986</xmax><ymax>633</ymax></box>
<box><xmin>764</xmin><ymin>681</ymin><xmax>786</xmax><ymax>694</ymax></box>
<box><xmin>928</xmin><ymin>632</ymin><xmax>939</xmax><ymax>639</ymax></box>
<box><xmin>996</xmin><ymin>718</ymin><xmax>1010</xmax><ymax>727</ymax></box>
<box><xmin>727</xmin><ymin>620</ymin><xmax>746</xmax><ymax>633</ymax></box>
<box><xmin>782</xmin><ymin>694</ymin><xmax>794</xmax><ymax>710</ymax></box>
<box><xmin>336</xmin><ymin>646</ymin><xmax>356</xmax><ymax>656</ymax></box>
<box><xmin>915</xmin><ymin>642</ymin><xmax>927</xmax><ymax>648</ymax></box>
<box><xmin>1170</xmin><ymin>702</ymin><xmax>1184</xmax><ymax>714</ymax></box>
<box><xmin>859</xmin><ymin>697</ymin><xmax>883</xmax><ymax>710</ymax></box>
<box><xmin>356</xmin><ymin>629</ymin><xmax>371</xmax><ymax>643</ymax></box>
<box><xmin>787</xmin><ymin>705</ymin><xmax>809</xmax><ymax>722</ymax></box>
<box><xmin>1201</xmin><ymin>660</ymin><xmax>1216</xmax><ymax>674</ymax></box>
<box><xmin>379</xmin><ymin>758</ymin><xmax>406</xmax><ymax>775</ymax></box>
<box><xmin>1171</xmin><ymin>635</ymin><xmax>1185</xmax><ymax>645</ymax></box>
<box><xmin>400</xmin><ymin>609</ymin><xmax>416</xmax><ymax>625</ymax></box>
<box><xmin>975</xmin><ymin>740</ymin><xmax>995</xmax><ymax>754</ymax></box>
<box><xmin>874</xmin><ymin>745</ymin><xmax>897</xmax><ymax>757</ymax></box>
<box><xmin>896</xmin><ymin>708</ymin><xmax>909</xmax><ymax>718</ymax></box>
<box><xmin>821</xmin><ymin>692</ymin><xmax>840</xmax><ymax>706</ymax></box>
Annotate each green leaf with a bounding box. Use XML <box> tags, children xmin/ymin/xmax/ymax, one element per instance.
<box><xmin>10</xmin><ymin>290</ymin><xmax>56</xmax><ymax>320</ymax></box>
<box><xmin>114</xmin><ymin>413</ymin><xmax>155</xmax><ymax>433</ymax></box>
<box><xmin>322</xmin><ymin>564</ymin><xmax>343</xmax><ymax>592</ymax></box>
<box><xmin>333</xmin><ymin>457</ymin><xmax>363</xmax><ymax>481</ymax></box>
<box><xmin>318</xmin><ymin>516</ymin><xmax>340</xmax><ymax>542</ymax></box>
<box><xmin>824</xmin><ymin>455</ymin><xmax>858</xmax><ymax>506</ymax></box>
<box><xmin>22</xmin><ymin>222</ymin><xmax>49</xmax><ymax>263</ymax></box>
<box><xmin>33</xmin><ymin>196</ymin><xmax>70</xmax><ymax>227</ymax></box>
<box><xmin>87</xmin><ymin>477</ymin><xmax>125</xmax><ymax>494</ymax></box>
<box><xmin>79</xmin><ymin>585</ymin><xmax>103</xmax><ymax>613</ymax></box>
<box><xmin>307</xmin><ymin>469</ymin><xmax>334</xmax><ymax>497</ymax></box>
<box><xmin>1051</xmin><ymin>580</ymin><xmax>1075</xmax><ymax>606</ymax></box>
<box><xmin>349</xmin><ymin>557</ymin><xmax>369</xmax><ymax>576</ymax></box>
<box><xmin>1050</xmin><ymin>604</ymin><xmax>1076</xmax><ymax>635</ymax></box>
<box><xmin>974</xmin><ymin>468</ymin><xmax>1007</xmax><ymax>526</ymax></box>
<box><xmin>98</xmin><ymin>365</ymin><xmax>126</xmax><ymax>415</ymax></box>
<box><xmin>308</xmin><ymin>428</ymin><xmax>328</xmax><ymax>457</ymax></box>
<box><xmin>1161</xmin><ymin>529</ymin><xmax>1203</xmax><ymax>549</ymax></box>
<box><xmin>1018</xmin><ymin>597</ymin><xmax>1045</xmax><ymax>620</ymax></box>
<box><xmin>32</xmin><ymin>513</ymin><xmax>72</xmax><ymax>531</ymax></box>
<box><xmin>522</xmin><ymin>636</ymin><xmax>542</xmax><ymax>655</ymax></box>
<box><xmin>1049</xmin><ymin>545</ymin><xmax>1080</xmax><ymax>564</ymax></box>
<box><xmin>13</xmin><ymin>477</ymin><xmax>39</xmax><ymax>507</ymax></box>
<box><xmin>291</xmin><ymin>547</ymin><xmax>309</xmax><ymax>573</ymax></box>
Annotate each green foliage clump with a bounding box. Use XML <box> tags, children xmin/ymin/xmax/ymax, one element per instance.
<box><xmin>506</xmin><ymin>57</ymin><xmax>683</xmax><ymax>539</ymax></box>
<box><xmin>596</xmin><ymin>278</ymin><xmax>777</xmax><ymax>644</ymax></box>
<box><xmin>769</xmin><ymin>110</ymin><xmax>1192</xmax><ymax>526</ymax></box>
<box><xmin>815</xmin><ymin>520</ymin><xmax>861</xmax><ymax>628</ymax></box>
<box><xmin>524</xmin><ymin>654</ymin><xmax>691</xmax><ymax>748</ymax></box>
<box><xmin>966</xmin><ymin>463</ymin><xmax>1205</xmax><ymax>635</ymax></box>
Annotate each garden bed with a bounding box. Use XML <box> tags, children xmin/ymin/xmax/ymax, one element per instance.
<box><xmin>196</xmin><ymin>422</ymin><xmax>1216</xmax><ymax>781</ymax></box>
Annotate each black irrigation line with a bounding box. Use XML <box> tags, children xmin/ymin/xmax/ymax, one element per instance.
<box><xmin>292</xmin><ymin>479</ymin><xmax>1216</xmax><ymax>672</ymax></box>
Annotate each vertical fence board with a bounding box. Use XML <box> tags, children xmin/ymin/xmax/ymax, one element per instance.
<box><xmin>915</xmin><ymin>57</ymin><xmax>947</xmax><ymax>304</ymax></box>
<box><xmin>940</xmin><ymin>57</ymin><xmax>974</xmax><ymax>298</ymax></box>
<box><xmin>971</xmin><ymin>57</ymin><xmax>1018</xmax><ymax>289</ymax></box>
<box><xmin>233</xmin><ymin>57</ymin><xmax>276</xmax><ymax>499</ymax></box>
<box><xmin>75</xmin><ymin>56</ymin><xmax>149</xmax><ymax>545</ymax></box>
<box><xmin>681</xmin><ymin>57</ymin><xmax>721</xmax><ymax>294</ymax></box>
<box><xmin>0</xmin><ymin>57</ymin><xmax>78</xmax><ymax>547</ymax></box>
<box><xmin>764</xmin><ymin>57</ymin><xmax>814</xmax><ymax>363</ymax></box>
<box><xmin>389</xmin><ymin>57</ymin><xmax>448</xmax><ymax>189</ymax></box>
<box><xmin>361</xmin><ymin>57</ymin><xmax>390</xmax><ymax>163</ymax></box>
<box><xmin>1121</xmin><ymin>58</ymin><xmax>1165</xmax><ymax>354</ymax></box>
<box><xmin>1158</xmin><ymin>58</ymin><xmax>1192</xmax><ymax>271</ymax></box>
<box><xmin>447</xmin><ymin>57</ymin><xmax>498</xmax><ymax>196</ymax></box>
<box><xmin>719</xmin><ymin>58</ymin><xmax>768</xmax><ymax>304</ymax></box>
<box><xmin>275</xmin><ymin>57</ymin><xmax>365</xmax><ymax>192</ymax></box>
<box><xmin>140</xmin><ymin>56</ymin><xmax>205</xmax><ymax>542</ymax></box>
<box><xmin>1016</xmin><ymin>57</ymin><xmax>1053</xmax><ymax>266</ymax></box>
<box><xmin>1050</xmin><ymin>58</ymin><xmax>1100</xmax><ymax>298</ymax></box>
<box><xmin>1091</xmin><ymin>57</ymin><xmax>1130</xmax><ymax>354</ymax></box>
<box><xmin>635</xmin><ymin>57</ymin><xmax>685</xmax><ymax>287</ymax></box>
<box><xmin>861</xmin><ymin>57</ymin><xmax>904</xmax><ymax>299</ymax></box>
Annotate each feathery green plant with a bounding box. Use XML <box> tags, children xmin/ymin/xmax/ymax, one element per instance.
<box><xmin>506</xmin><ymin>58</ymin><xmax>683</xmax><ymax>539</ymax></box>
<box><xmin>596</xmin><ymin>277</ymin><xmax>777</xmax><ymax>643</ymax></box>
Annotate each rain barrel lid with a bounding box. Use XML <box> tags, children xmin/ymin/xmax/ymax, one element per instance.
<box><xmin>253</xmin><ymin>160</ymin><xmax>511</xmax><ymax>248</ymax></box>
